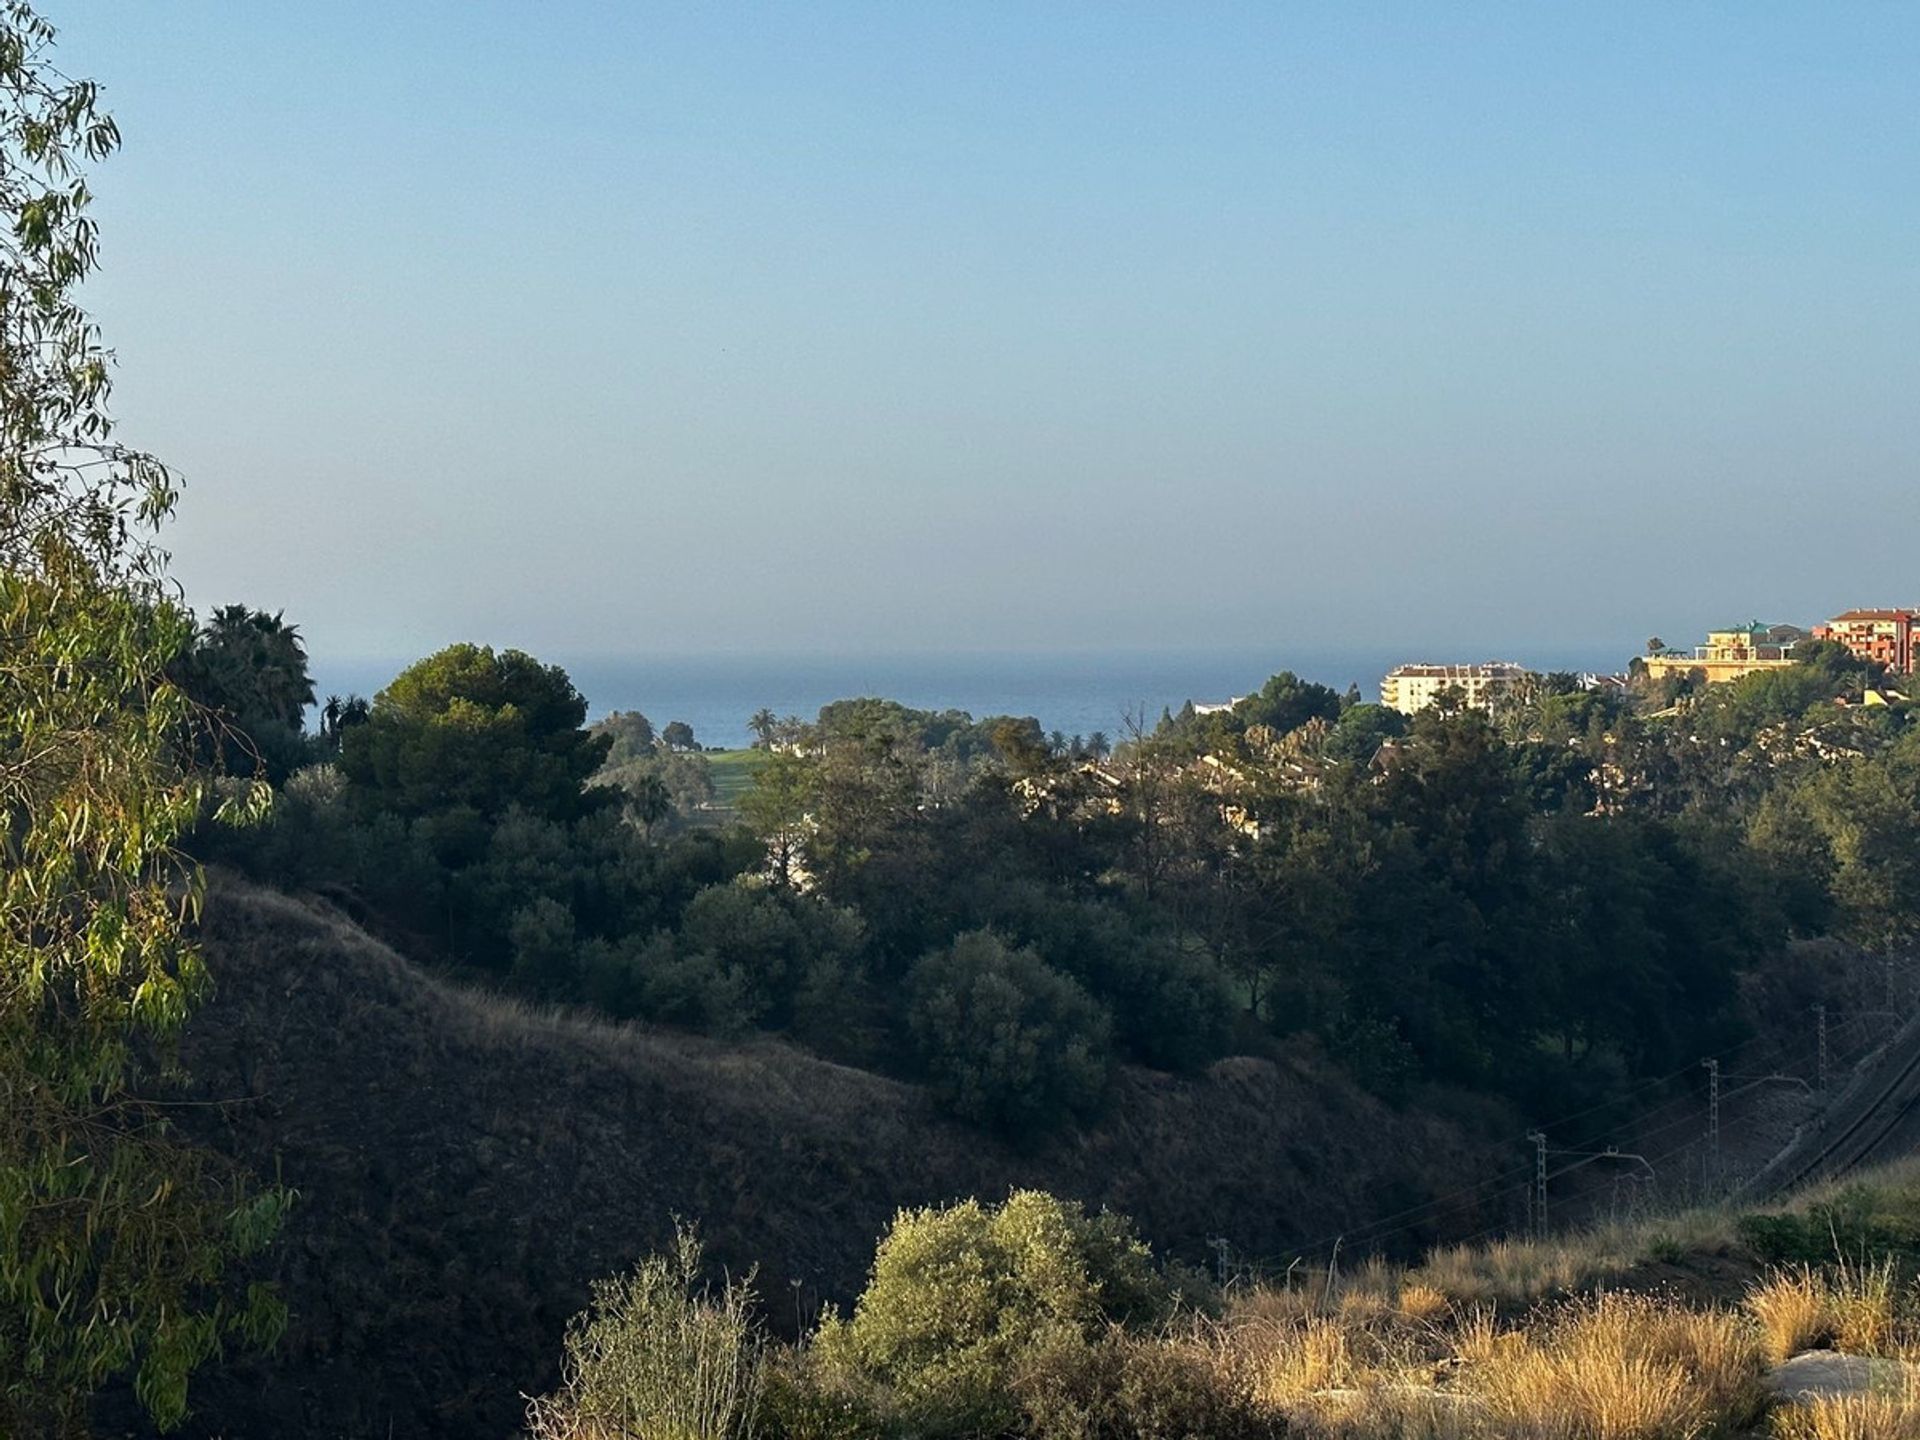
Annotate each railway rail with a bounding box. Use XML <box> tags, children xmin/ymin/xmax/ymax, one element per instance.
<box><xmin>1743</xmin><ymin>1011</ymin><xmax>1920</xmax><ymax>1201</ymax></box>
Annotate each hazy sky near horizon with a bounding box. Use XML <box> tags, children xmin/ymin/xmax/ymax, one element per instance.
<box><xmin>60</xmin><ymin>3</ymin><xmax>1920</xmax><ymax>663</ymax></box>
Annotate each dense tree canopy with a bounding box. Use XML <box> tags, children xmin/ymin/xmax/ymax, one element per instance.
<box><xmin>907</xmin><ymin>931</ymin><xmax>1113</xmax><ymax>1133</ymax></box>
<box><xmin>202</xmin><ymin>600</ymin><xmax>1920</xmax><ymax>1145</ymax></box>
<box><xmin>339</xmin><ymin>643</ymin><xmax>611</xmax><ymax>827</ymax></box>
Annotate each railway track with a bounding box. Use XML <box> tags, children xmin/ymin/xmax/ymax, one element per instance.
<box><xmin>1744</xmin><ymin>1013</ymin><xmax>1920</xmax><ymax>1201</ymax></box>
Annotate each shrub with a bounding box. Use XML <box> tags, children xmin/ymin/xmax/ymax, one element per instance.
<box><xmin>1013</xmin><ymin>1331</ymin><xmax>1274</xmax><ymax>1440</ymax></box>
<box><xmin>758</xmin><ymin>1348</ymin><xmax>890</xmax><ymax>1440</ymax></box>
<box><xmin>815</xmin><ymin>1192</ymin><xmax>1170</xmax><ymax>1437</ymax></box>
<box><xmin>526</xmin><ymin>1225</ymin><xmax>764</xmax><ymax>1440</ymax></box>
<box><xmin>906</xmin><ymin>931</ymin><xmax>1113</xmax><ymax>1132</ymax></box>
<box><xmin>1736</xmin><ymin>1183</ymin><xmax>1920</xmax><ymax>1266</ymax></box>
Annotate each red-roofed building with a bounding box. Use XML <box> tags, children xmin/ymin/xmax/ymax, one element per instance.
<box><xmin>1814</xmin><ymin>609</ymin><xmax>1920</xmax><ymax>674</ymax></box>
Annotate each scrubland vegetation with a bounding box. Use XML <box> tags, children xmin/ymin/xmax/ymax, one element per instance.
<box><xmin>12</xmin><ymin>2</ymin><xmax>1920</xmax><ymax>1433</ymax></box>
<box><xmin>538</xmin><ymin>1168</ymin><xmax>1920</xmax><ymax>1440</ymax></box>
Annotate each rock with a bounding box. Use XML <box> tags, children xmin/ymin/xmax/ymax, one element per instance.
<box><xmin>1766</xmin><ymin>1349</ymin><xmax>1920</xmax><ymax>1400</ymax></box>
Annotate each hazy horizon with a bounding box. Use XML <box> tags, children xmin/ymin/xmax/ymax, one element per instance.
<box><xmin>309</xmin><ymin>640</ymin><xmax>1643</xmax><ymax>750</ymax></box>
<box><xmin>62</xmin><ymin>3</ymin><xmax>1920</xmax><ymax>663</ymax></box>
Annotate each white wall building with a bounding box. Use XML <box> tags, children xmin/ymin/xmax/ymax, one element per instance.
<box><xmin>1380</xmin><ymin>662</ymin><xmax>1533</xmax><ymax>716</ymax></box>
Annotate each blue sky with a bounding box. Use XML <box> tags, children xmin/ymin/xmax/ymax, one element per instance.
<box><xmin>59</xmin><ymin>3</ymin><xmax>1920</xmax><ymax>663</ymax></box>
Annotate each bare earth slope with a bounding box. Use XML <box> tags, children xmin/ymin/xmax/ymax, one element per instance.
<box><xmin>119</xmin><ymin>879</ymin><xmax>1506</xmax><ymax>1439</ymax></box>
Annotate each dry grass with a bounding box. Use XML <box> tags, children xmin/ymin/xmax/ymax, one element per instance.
<box><xmin>1233</xmin><ymin>1290</ymin><xmax>1767</xmax><ymax>1440</ymax></box>
<box><xmin>1749</xmin><ymin>1269</ymin><xmax>1836</xmax><ymax>1362</ymax></box>
<box><xmin>1336</xmin><ymin>1286</ymin><xmax>1395</xmax><ymax>1328</ymax></box>
<box><xmin>1405</xmin><ymin>1206</ymin><xmax>1742</xmax><ymax>1311</ymax></box>
<box><xmin>1396</xmin><ymin>1283</ymin><xmax>1453</xmax><ymax>1327</ymax></box>
<box><xmin>1460</xmin><ymin>1293</ymin><xmax>1767</xmax><ymax>1440</ymax></box>
<box><xmin>1248</xmin><ymin>1317</ymin><xmax>1364</xmax><ymax>1402</ymax></box>
<box><xmin>1411</xmin><ymin>1234</ymin><xmax>1635</xmax><ymax>1308</ymax></box>
<box><xmin>1222</xmin><ymin>1157</ymin><xmax>1920</xmax><ymax>1439</ymax></box>
<box><xmin>1745</xmin><ymin>1261</ymin><xmax>1902</xmax><ymax>1363</ymax></box>
<box><xmin>1772</xmin><ymin>1386</ymin><xmax>1920</xmax><ymax>1440</ymax></box>
<box><xmin>1828</xmin><ymin>1260</ymin><xmax>1899</xmax><ymax>1356</ymax></box>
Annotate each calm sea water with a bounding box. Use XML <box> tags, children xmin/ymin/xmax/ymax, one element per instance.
<box><xmin>312</xmin><ymin>645</ymin><xmax>1632</xmax><ymax>751</ymax></box>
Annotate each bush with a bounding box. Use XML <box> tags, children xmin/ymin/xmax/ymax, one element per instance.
<box><xmin>758</xmin><ymin>1349</ymin><xmax>892</xmax><ymax>1440</ymax></box>
<box><xmin>815</xmin><ymin>1192</ymin><xmax>1171</xmax><ymax>1438</ymax></box>
<box><xmin>526</xmin><ymin>1224</ymin><xmax>764</xmax><ymax>1440</ymax></box>
<box><xmin>1013</xmin><ymin>1332</ymin><xmax>1273</xmax><ymax>1440</ymax></box>
<box><xmin>1737</xmin><ymin>1184</ymin><xmax>1920</xmax><ymax>1266</ymax></box>
<box><xmin>907</xmin><ymin>931</ymin><xmax>1112</xmax><ymax>1132</ymax></box>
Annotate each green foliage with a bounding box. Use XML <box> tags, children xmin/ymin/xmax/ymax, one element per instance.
<box><xmin>599</xmin><ymin>747</ymin><xmax>718</xmax><ymax>833</ymax></box>
<box><xmin>235</xmin><ymin>630</ymin><xmax>1920</xmax><ymax>1148</ymax></box>
<box><xmin>1232</xmin><ymin>670</ymin><xmax>1345</xmax><ymax>738</ymax></box>
<box><xmin>740</xmin><ymin>748</ymin><xmax>817</xmax><ymax>888</ymax></box>
<box><xmin>596</xmin><ymin>707</ymin><xmax>658</xmax><ymax>763</ymax></box>
<box><xmin>526</xmin><ymin>1223</ymin><xmax>765</xmax><ymax>1440</ymax></box>
<box><xmin>815</xmin><ymin>1192</ymin><xmax>1169</xmax><ymax>1437</ymax></box>
<box><xmin>759</xmin><ymin>1349</ymin><xmax>892</xmax><ymax>1440</ymax></box>
<box><xmin>1736</xmin><ymin>1184</ymin><xmax>1920</xmax><ymax>1267</ymax></box>
<box><xmin>907</xmin><ymin>932</ymin><xmax>1113</xmax><ymax>1131</ymax></box>
<box><xmin>339</xmin><ymin>643</ymin><xmax>611</xmax><ymax>826</ymax></box>
<box><xmin>0</xmin><ymin>7</ymin><xmax>285</xmax><ymax>1430</ymax></box>
<box><xmin>1322</xmin><ymin>701</ymin><xmax>1405</xmax><ymax>766</ymax></box>
<box><xmin>173</xmin><ymin>604</ymin><xmax>316</xmax><ymax>782</ymax></box>
<box><xmin>1012</xmin><ymin>1333</ymin><xmax>1276</xmax><ymax>1440</ymax></box>
<box><xmin>584</xmin><ymin>880</ymin><xmax>873</xmax><ymax>1038</ymax></box>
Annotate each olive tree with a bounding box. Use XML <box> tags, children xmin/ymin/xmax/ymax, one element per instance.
<box><xmin>0</xmin><ymin>7</ymin><xmax>286</xmax><ymax>1432</ymax></box>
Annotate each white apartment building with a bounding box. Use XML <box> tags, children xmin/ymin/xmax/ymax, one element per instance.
<box><xmin>1380</xmin><ymin>662</ymin><xmax>1533</xmax><ymax>716</ymax></box>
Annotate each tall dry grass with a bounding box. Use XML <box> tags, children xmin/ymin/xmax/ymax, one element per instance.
<box><xmin>1772</xmin><ymin>1385</ymin><xmax>1920</xmax><ymax>1440</ymax></box>
<box><xmin>1406</xmin><ymin>1205</ymin><xmax>1740</xmax><ymax>1310</ymax></box>
<box><xmin>1225</xmin><ymin>1288</ymin><xmax>1767</xmax><ymax>1440</ymax></box>
<box><xmin>1745</xmin><ymin>1260</ymin><xmax>1902</xmax><ymax>1364</ymax></box>
<box><xmin>1459</xmin><ymin>1293</ymin><xmax>1767</xmax><ymax>1440</ymax></box>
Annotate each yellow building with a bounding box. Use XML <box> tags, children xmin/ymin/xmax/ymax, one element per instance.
<box><xmin>1638</xmin><ymin>623</ymin><xmax>1805</xmax><ymax>685</ymax></box>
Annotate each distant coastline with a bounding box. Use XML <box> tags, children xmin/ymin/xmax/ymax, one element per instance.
<box><xmin>311</xmin><ymin>645</ymin><xmax>1635</xmax><ymax>751</ymax></box>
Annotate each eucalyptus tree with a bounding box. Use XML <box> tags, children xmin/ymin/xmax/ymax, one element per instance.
<box><xmin>0</xmin><ymin>8</ymin><xmax>285</xmax><ymax>1432</ymax></box>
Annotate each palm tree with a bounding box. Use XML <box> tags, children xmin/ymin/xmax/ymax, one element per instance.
<box><xmin>196</xmin><ymin>605</ymin><xmax>316</xmax><ymax>728</ymax></box>
<box><xmin>748</xmin><ymin>707</ymin><xmax>778</xmax><ymax>749</ymax></box>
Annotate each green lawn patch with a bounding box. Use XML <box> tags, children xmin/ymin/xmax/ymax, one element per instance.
<box><xmin>704</xmin><ymin>748</ymin><xmax>769</xmax><ymax>812</ymax></box>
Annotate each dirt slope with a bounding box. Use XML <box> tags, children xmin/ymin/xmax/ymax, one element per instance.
<box><xmin>110</xmin><ymin>879</ymin><xmax>1508</xmax><ymax>1439</ymax></box>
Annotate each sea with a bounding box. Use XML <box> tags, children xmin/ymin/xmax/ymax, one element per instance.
<box><xmin>311</xmin><ymin>644</ymin><xmax>1635</xmax><ymax>752</ymax></box>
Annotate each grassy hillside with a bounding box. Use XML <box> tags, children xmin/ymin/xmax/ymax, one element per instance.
<box><xmin>131</xmin><ymin>877</ymin><xmax>1510</xmax><ymax>1438</ymax></box>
